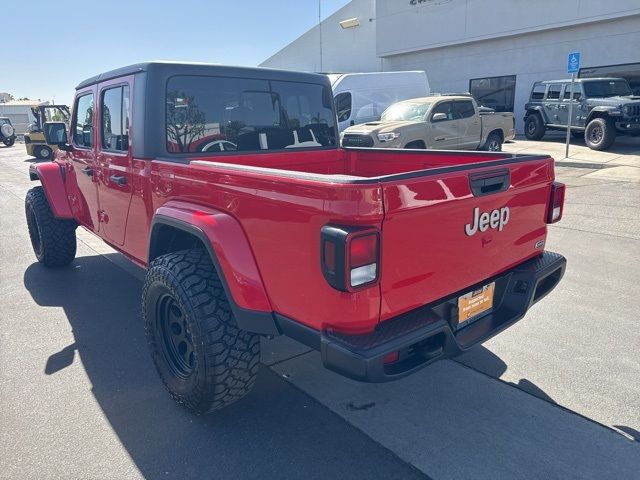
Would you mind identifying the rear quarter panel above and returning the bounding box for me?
[150,161,384,334]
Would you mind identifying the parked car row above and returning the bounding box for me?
[334,73,638,152]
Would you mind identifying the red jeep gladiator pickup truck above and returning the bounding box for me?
[26,62,566,414]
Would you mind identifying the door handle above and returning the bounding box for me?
[110,174,127,186]
[81,167,93,176]
[435,136,445,141]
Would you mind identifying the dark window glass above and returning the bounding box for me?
[101,85,130,151]
[546,84,562,100]
[583,80,632,97]
[73,93,94,148]
[531,84,546,100]
[469,75,516,112]
[563,84,582,100]
[454,100,475,119]
[335,92,352,122]
[166,76,337,153]
[431,101,455,121]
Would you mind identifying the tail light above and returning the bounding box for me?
[547,182,565,223]
[321,225,380,291]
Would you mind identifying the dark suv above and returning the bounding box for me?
[524,78,640,150]
[0,117,16,147]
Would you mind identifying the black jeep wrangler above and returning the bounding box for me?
[0,117,16,147]
[524,78,640,150]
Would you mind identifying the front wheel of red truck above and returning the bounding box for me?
[142,249,260,414]
[25,186,77,267]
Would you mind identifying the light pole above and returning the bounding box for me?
[318,0,323,72]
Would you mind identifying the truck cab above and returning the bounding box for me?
[27,62,566,415]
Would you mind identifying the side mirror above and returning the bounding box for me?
[44,122,71,150]
[431,112,447,122]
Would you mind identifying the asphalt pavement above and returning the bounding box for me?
[1,137,639,479]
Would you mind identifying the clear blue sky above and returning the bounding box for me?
[3,0,350,105]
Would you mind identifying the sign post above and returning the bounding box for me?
[565,52,580,158]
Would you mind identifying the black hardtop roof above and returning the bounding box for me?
[76,61,329,90]
[535,77,627,85]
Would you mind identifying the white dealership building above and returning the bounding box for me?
[261,0,640,132]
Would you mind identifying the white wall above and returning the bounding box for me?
[377,0,640,56]
[260,0,379,72]
[382,15,640,132]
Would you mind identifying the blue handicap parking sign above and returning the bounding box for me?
[568,52,580,74]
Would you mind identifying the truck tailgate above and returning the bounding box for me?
[379,157,554,321]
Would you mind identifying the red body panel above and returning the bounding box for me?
[154,201,272,312]
[31,162,74,218]
[379,159,552,320]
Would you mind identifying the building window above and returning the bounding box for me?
[579,62,640,96]
[469,75,516,112]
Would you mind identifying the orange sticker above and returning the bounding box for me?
[458,282,495,322]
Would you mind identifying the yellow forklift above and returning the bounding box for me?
[25,105,70,159]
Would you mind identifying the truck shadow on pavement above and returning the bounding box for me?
[23,256,426,480]
[455,347,556,405]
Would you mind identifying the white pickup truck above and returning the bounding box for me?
[341,95,515,151]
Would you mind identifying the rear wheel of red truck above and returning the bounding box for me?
[142,249,260,414]
[25,186,77,267]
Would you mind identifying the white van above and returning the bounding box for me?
[328,71,430,132]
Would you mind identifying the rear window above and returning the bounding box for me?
[531,84,546,100]
[166,75,337,154]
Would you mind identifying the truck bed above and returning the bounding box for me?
[152,148,555,334]
[188,148,539,182]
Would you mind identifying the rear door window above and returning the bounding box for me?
[72,93,94,148]
[165,75,337,153]
[100,85,130,152]
[454,100,475,119]
[546,84,562,100]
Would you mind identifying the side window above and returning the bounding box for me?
[72,93,94,148]
[431,101,454,121]
[101,85,130,152]
[531,84,546,100]
[546,84,562,100]
[335,92,352,122]
[454,100,475,119]
[563,84,581,101]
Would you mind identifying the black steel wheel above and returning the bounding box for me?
[156,293,195,378]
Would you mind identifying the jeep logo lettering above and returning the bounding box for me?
[465,207,510,236]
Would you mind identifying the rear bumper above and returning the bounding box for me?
[276,251,566,382]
